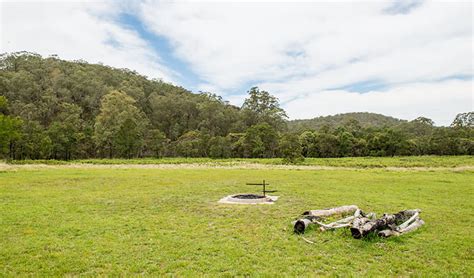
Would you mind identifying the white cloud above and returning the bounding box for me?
[1,0,472,125]
[139,0,473,124]
[0,0,176,82]
[284,79,473,126]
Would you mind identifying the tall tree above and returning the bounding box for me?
[47,103,83,160]
[208,136,232,158]
[94,90,148,158]
[176,130,202,157]
[0,96,23,158]
[279,133,303,163]
[146,129,168,158]
[241,87,288,130]
[451,112,473,128]
[238,123,279,158]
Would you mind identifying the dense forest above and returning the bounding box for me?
[0,52,473,161]
[288,112,406,132]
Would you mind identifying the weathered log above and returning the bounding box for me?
[378,219,425,237]
[318,222,350,231]
[302,205,359,218]
[351,214,401,239]
[364,212,377,220]
[397,210,420,230]
[294,207,424,238]
[350,217,373,239]
[350,209,421,239]
[294,205,359,234]
[399,219,424,233]
[294,218,312,234]
[317,214,356,231]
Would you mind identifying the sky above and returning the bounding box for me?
[1,0,472,126]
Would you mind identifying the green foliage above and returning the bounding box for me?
[146,129,168,158]
[288,112,404,132]
[236,123,279,158]
[175,130,203,157]
[0,114,22,158]
[94,90,149,158]
[279,133,303,164]
[208,136,232,158]
[241,87,288,130]
[451,112,473,128]
[0,95,8,113]
[0,52,473,160]
[0,96,23,158]
[47,103,84,160]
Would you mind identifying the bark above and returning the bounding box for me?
[293,207,424,238]
[317,214,356,231]
[317,221,351,231]
[294,205,359,234]
[302,205,359,218]
[294,218,312,234]
[350,209,421,239]
[398,210,420,230]
[350,217,373,239]
[399,219,424,233]
[378,219,425,237]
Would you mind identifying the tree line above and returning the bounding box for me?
[0,52,472,162]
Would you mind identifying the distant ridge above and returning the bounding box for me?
[288,112,406,131]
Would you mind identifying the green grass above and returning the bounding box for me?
[1,165,473,275]
[6,155,474,168]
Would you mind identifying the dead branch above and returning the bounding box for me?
[301,236,315,244]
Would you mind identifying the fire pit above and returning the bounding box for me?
[218,193,278,204]
[232,194,265,199]
[218,180,279,205]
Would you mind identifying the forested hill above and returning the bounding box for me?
[288,112,406,132]
[0,51,237,137]
[0,52,473,160]
[0,52,287,159]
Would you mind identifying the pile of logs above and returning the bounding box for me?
[293,205,424,239]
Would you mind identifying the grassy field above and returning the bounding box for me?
[6,155,474,168]
[1,159,473,275]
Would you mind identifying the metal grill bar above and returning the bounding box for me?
[246,180,277,197]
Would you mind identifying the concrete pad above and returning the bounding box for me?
[218,194,279,205]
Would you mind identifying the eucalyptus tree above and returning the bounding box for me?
[94,90,149,158]
[241,87,288,131]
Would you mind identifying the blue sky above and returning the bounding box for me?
[1,0,473,125]
[116,13,203,91]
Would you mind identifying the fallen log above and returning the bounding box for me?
[294,206,424,238]
[377,214,425,237]
[317,221,351,231]
[317,214,357,231]
[294,218,313,234]
[397,210,420,230]
[399,219,425,233]
[302,205,359,218]
[350,217,373,239]
[294,205,359,234]
[350,209,421,239]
